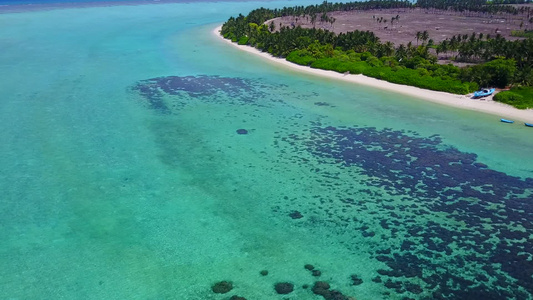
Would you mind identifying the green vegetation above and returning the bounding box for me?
[286,48,477,94]
[221,0,533,108]
[461,58,517,88]
[439,32,533,91]
[511,30,533,38]
[494,86,533,109]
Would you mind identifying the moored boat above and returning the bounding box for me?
[473,88,495,98]
[500,119,514,123]
[525,123,533,127]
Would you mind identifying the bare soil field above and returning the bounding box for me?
[274,6,533,47]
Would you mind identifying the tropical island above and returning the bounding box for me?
[219,0,533,113]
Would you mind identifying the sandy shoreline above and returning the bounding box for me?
[213,25,533,123]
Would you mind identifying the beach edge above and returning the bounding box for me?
[213,25,533,123]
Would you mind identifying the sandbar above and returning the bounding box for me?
[213,25,533,123]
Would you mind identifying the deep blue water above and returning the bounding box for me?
[0,0,245,4]
[0,0,298,6]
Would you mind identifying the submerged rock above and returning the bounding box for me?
[236,129,248,135]
[212,281,233,294]
[350,274,363,286]
[289,210,303,219]
[274,282,294,294]
[312,281,331,296]
[311,281,353,300]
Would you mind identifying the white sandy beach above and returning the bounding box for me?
[214,26,533,123]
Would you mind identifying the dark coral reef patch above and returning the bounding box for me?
[131,75,286,114]
[212,281,233,294]
[274,282,294,294]
[274,123,533,299]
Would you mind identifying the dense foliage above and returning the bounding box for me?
[286,47,477,93]
[221,0,533,106]
[494,86,533,109]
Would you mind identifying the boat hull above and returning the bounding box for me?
[474,88,495,98]
[501,119,514,123]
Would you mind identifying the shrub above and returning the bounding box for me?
[360,52,372,61]
[380,56,398,67]
[510,30,533,38]
[310,58,369,74]
[362,67,475,94]
[286,50,316,66]
[481,59,517,88]
[347,51,362,61]
[494,92,524,107]
[238,36,249,45]
[366,56,383,67]
[417,68,430,77]
[494,87,533,109]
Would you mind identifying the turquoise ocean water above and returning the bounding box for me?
[1,1,533,299]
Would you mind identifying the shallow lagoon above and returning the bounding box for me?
[1,1,533,299]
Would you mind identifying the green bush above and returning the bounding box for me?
[346,51,362,61]
[366,56,383,67]
[380,56,398,67]
[286,49,477,94]
[481,59,517,88]
[286,50,316,66]
[417,68,430,77]
[310,58,342,71]
[238,36,249,45]
[310,58,369,74]
[511,30,533,38]
[360,52,372,61]
[494,87,533,109]
[362,67,475,94]
[223,32,236,42]
[402,56,432,69]
[463,59,517,88]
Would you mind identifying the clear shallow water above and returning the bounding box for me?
[1,2,533,300]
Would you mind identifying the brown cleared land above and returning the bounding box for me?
[274,6,533,47]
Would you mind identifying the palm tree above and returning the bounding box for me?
[416,31,422,46]
[396,44,407,61]
[421,30,429,45]
[383,41,395,57]
[437,40,449,58]
[310,14,317,28]
[406,41,415,58]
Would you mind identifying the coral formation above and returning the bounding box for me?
[211,281,233,294]
[274,282,294,294]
